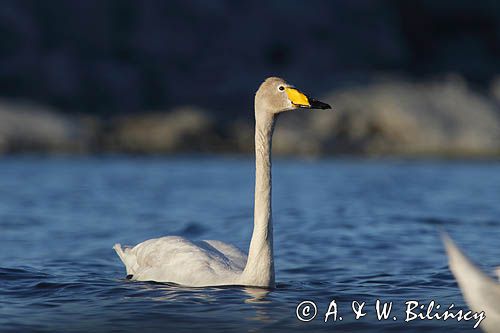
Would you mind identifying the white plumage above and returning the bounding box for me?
[114,237,246,286]
[443,234,500,333]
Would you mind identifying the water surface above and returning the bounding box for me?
[1,156,499,332]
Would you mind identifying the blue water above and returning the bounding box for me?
[0,156,499,332]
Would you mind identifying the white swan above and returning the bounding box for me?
[114,77,331,287]
[443,234,500,333]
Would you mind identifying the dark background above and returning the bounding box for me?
[0,0,499,155]
[2,0,499,115]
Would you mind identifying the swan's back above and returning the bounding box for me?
[114,236,247,287]
[443,235,500,333]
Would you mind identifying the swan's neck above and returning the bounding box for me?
[241,111,276,288]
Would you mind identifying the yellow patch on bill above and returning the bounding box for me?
[285,87,310,107]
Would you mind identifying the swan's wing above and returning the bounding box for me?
[114,236,243,286]
[203,240,247,271]
[442,234,500,332]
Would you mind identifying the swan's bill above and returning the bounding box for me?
[285,87,331,110]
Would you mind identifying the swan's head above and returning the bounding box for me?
[255,77,331,115]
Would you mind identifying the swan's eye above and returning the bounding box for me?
[278,86,285,91]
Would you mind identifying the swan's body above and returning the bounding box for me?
[443,234,500,333]
[114,77,331,287]
[114,237,247,286]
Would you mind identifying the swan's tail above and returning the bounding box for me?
[113,243,137,277]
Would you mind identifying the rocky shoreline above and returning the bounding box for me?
[1,77,499,158]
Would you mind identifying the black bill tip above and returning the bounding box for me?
[309,99,332,110]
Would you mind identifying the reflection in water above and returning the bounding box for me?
[243,287,270,304]
[243,287,274,324]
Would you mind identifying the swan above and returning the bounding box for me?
[442,234,500,333]
[113,77,331,287]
